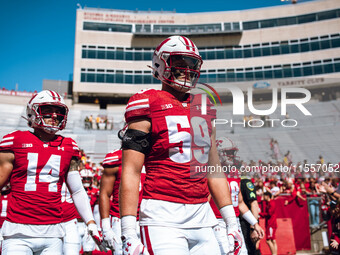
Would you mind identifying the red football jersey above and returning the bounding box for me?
[61,182,78,222]
[0,130,80,225]
[102,149,145,218]
[102,149,122,218]
[125,89,216,204]
[0,192,11,228]
[210,177,241,218]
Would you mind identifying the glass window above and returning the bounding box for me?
[272,46,280,55]
[318,10,337,21]
[300,43,310,52]
[283,68,293,78]
[87,50,96,59]
[236,72,245,81]
[217,73,226,82]
[143,52,152,61]
[135,52,142,61]
[254,71,263,80]
[245,72,253,80]
[264,70,273,79]
[216,50,224,59]
[81,73,86,82]
[243,21,259,30]
[134,75,142,84]
[144,75,152,84]
[224,23,231,31]
[207,73,217,83]
[277,17,296,26]
[323,63,334,73]
[334,63,340,72]
[207,51,215,60]
[200,51,207,60]
[320,40,331,49]
[87,73,95,82]
[82,50,87,58]
[273,69,283,79]
[227,72,235,82]
[125,75,133,84]
[331,38,340,48]
[225,49,233,59]
[115,72,123,83]
[116,49,124,60]
[253,48,261,57]
[293,68,302,77]
[303,66,313,76]
[107,51,115,59]
[243,49,252,58]
[313,65,323,75]
[290,44,299,53]
[310,41,320,51]
[260,19,276,28]
[106,74,114,83]
[233,22,240,30]
[97,50,105,59]
[298,14,316,24]
[262,47,271,56]
[281,44,290,54]
[96,73,105,83]
[198,74,207,84]
[234,49,243,58]
[125,51,133,61]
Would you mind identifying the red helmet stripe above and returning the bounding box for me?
[181,36,191,51]
[28,94,38,104]
[155,38,171,52]
[55,92,61,101]
[49,90,61,101]
[188,38,196,53]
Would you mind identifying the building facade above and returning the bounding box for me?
[73,0,340,104]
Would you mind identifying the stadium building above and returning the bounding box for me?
[73,0,340,106]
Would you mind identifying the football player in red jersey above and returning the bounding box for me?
[99,148,146,253]
[61,182,81,255]
[0,90,103,255]
[210,137,264,255]
[0,183,11,250]
[78,169,101,254]
[119,36,240,255]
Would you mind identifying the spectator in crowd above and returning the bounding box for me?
[329,201,340,252]
[260,192,278,255]
[96,116,100,129]
[319,155,325,165]
[307,180,321,227]
[240,176,262,255]
[266,181,281,198]
[84,116,91,130]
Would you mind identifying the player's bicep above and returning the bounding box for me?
[68,157,80,172]
[100,167,117,196]
[0,152,14,188]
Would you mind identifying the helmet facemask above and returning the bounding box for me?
[28,103,68,134]
[161,53,201,92]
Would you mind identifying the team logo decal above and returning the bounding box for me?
[247,182,254,191]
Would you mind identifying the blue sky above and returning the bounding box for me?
[0,0,314,92]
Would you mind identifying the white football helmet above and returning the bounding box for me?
[80,169,94,188]
[152,35,202,92]
[26,90,68,134]
[216,137,239,165]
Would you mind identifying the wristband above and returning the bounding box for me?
[331,192,335,196]
[220,205,237,227]
[242,210,258,226]
[102,218,111,231]
[121,216,137,238]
